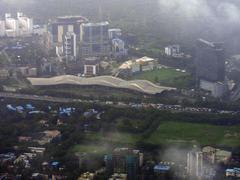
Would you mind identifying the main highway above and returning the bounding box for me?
[0,92,237,115]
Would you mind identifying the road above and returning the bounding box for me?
[0,92,238,115]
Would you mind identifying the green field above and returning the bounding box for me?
[70,144,109,154]
[132,68,194,89]
[145,122,240,147]
[84,132,141,145]
[68,121,240,155]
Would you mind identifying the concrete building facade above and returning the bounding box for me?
[111,38,127,57]
[108,28,122,39]
[63,32,77,61]
[187,151,203,178]
[83,57,99,76]
[17,12,33,35]
[105,148,143,180]
[195,39,228,97]
[50,16,88,45]
[2,13,33,37]
[0,20,6,36]
[80,22,111,57]
[165,45,180,56]
[195,39,225,82]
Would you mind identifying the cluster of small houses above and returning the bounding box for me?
[0,149,66,179]
[6,104,75,117]
[226,167,240,178]
[6,103,103,119]
[1,104,105,179]
[5,103,104,145]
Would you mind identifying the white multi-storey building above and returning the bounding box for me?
[108,28,122,39]
[1,12,33,37]
[63,32,77,61]
[187,151,203,178]
[0,20,5,36]
[17,12,33,35]
[5,13,19,37]
[112,38,127,57]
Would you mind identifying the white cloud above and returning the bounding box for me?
[217,2,240,23]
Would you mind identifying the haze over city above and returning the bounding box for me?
[0,0,240,179]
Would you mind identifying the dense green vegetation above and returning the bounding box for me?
[1,98,240,179]
[0,53,9,66]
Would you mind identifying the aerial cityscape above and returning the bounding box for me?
[0,0,240,179]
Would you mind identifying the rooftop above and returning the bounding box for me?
[82,21,109,27]
[154,164,171,171]
[28,75,175,95]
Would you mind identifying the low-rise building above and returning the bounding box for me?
[165,45,181,57]
[32,173,48,180]
[37,130,61,145]
[28,147,46,156]
[199,79,228,98]
[226,168,240,178]
[109,173,127,180]
[108,29,122,40]
[84,57,100,76]
[78,172,95,180]
[136,56,156,72]
[202,146,232,164]
[119,56,157,74]
[17,67,38,77]
[18,136,32,142]
[0,69,9,79]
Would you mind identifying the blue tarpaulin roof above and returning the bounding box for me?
[51,161,60,166]
[154,165,171,172]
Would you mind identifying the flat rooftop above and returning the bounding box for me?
[82,21,109,27]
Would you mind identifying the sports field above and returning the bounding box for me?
[132,68,194,88]
[70,144,109,154]
[145,122,240,147]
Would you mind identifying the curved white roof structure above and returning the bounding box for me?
[28,75,176,95]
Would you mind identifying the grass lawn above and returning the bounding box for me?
[69,132,141,155]
[84,132,141,145]
[70,144,109,154]
[132,68,193,89]
[145,122,240,147]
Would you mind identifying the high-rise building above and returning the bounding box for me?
[2,12,33,37]
[5,13,19,37]
[195,39,228,97]
[17,12,33,35]
[0,20,5,37]
[187,151,203,178]
[50,16,88,45]
[195,39,225,82]
[80,22,111,57]
[111,38,127,57]
[165,45,181,56]
[105,148,143,180]
[108,29,122,40]
[63,32,77,61]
